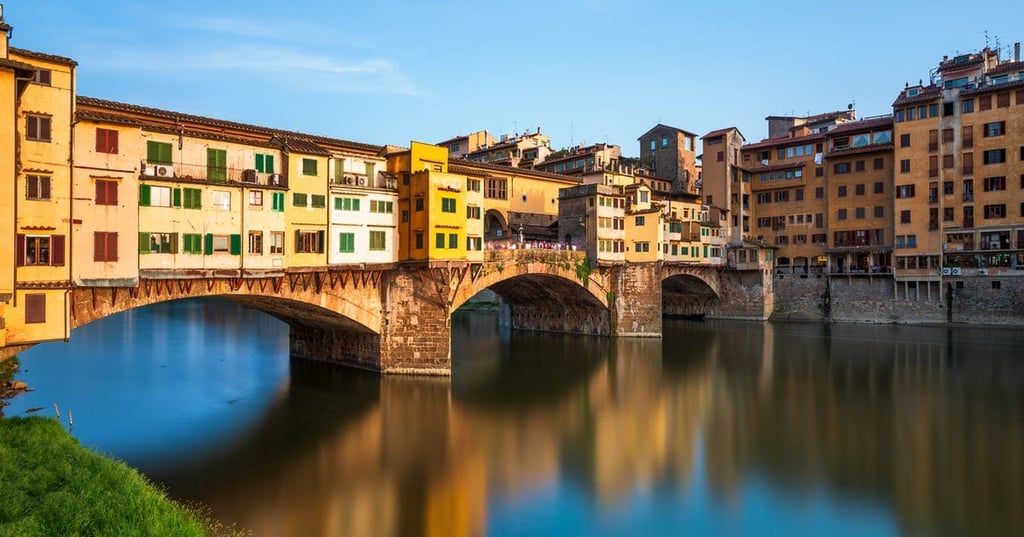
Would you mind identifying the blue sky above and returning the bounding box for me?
[8,0,1023,156]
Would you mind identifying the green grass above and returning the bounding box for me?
[0,416,241,536]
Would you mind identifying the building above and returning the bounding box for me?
[700,127,746,244]
[765,109,857,139]
[462,129,551,168]
[892,44,1024,288]
[637,124,700,195]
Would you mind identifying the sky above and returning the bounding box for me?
[7,0,1023,157]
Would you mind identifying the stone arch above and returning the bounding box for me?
[661,267,720,318]
[484,209,508,241]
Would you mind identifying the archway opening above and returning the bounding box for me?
[662,274,718,319]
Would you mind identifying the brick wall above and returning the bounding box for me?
[610,264,662,336]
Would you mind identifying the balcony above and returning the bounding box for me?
[141,161,288,188]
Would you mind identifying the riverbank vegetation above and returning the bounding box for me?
[0,416,242,536]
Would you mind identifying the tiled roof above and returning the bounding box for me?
[76,96,381,155]
[891,85,942,106]
[76,110,142,127]
[450,159,581,183]
[638,123,699,140]
[701,127,743,140]
[273,136,331,156]
[826,116,893,135]
[986,60,1024,76]
[0,58,38,74]
[742,132,825,151]
[9,47,77,66]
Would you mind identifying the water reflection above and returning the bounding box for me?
[6,302,1023,537]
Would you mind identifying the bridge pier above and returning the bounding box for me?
[607,263,662,337]
[378,268,453,375]
[289,324,383,372]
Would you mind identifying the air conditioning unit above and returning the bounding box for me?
[141,164,157,176]
[951,267,962,276]
[269,174,283,186]
[154,164,174,178]
[358,177,366,186]
[942,267,952,276]
[242,169,258,183]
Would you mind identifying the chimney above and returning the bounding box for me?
[1015,42,1020,62]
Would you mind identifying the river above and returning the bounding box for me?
[4,299,1022,537]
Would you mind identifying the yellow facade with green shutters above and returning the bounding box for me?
[284,151,330,269]
[391,142,469,262]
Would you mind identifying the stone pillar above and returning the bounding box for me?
[608,263,662,337]
[379,267,452,375]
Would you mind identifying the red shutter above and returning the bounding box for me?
[95,180,106,205]
[94,232,104,261]
[109,181,118,205]
[109,130,119,153]
[41,177,51,200]
[16,234,25,266]
[25,294,46,324]
[109,232,118,261]
[26,117,37,139]
[41,118,51,141]
[95,129,104,153]
[51,235,65,266]
[26,177,37,199]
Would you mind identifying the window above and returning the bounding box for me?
[855,160,865,172]
[25,294,45,324]
[984,204,1006,219]
[295,230,325,253]
[649,139,656,151]
[310,194,326,208]
[369,230,386,251]
[338,232,355,253]
[184,188,202,209]
[449,233,458,249]
[415,198,424,211]
[962,99,974,113]
[855,207,866,219]
[855,184,866,196]
[962,126,974,149]
[929,130,938,152]
[984,176,1006,191]
[874,206,885,218]
[834,162,851,174]
[485,178,507,199]
[302,158,318,176]
[897,184,916,198]
[95,179,118,205]
[929,155,939,177]
[467,205,481,219]
[249,190,263,207]
[900,210,911,224]
[25,115,52,142]
[716,151,724,162]
[334,196,360,211]
[31,68,51,85]
[370,200,393,213]
[435,233,445,249]
[795,188,804,201]
[146,141,172,165]
[815,187,824,199]
[979,95,992,111]
[943,102,954,116]
[874,181,884,194]
[17,234,64,266]
[248,231,263,255]
[661,136,668,148]
[139,232,177,254]
[400,209,409,223]
[25,175,51,200]
[271,192,285,212]
[944,207,954,221]
[441,197,456,213]
[270,232,284,254]
[984,122,1005,137]
[467,236,482,251]
[775,190,789,202]
[942,128,954,143]
[92,232,118,262]
[983,149,1006,164]
[293,193,308,207]
[212,190,231,210]
[838,185,848,197]
[943,181,954,195]
[467,178,481,192]
[182,233,203,254]
[900,159,911,173]
[205,234,240,255]
[943,154,954,169]
[96,128,118,154]
[838,209,847,220]
[139,184,172,207]
[255,153,275,173]
[997,92,1010,108]
[874,157,885,170]
[207,148,227,182]
[963,152,974,175]
[415,233,424,250]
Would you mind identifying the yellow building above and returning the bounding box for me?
[6,42,76,345]
[280,139,329,269]
[623,184,662,263]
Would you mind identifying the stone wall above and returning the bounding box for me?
[948,276,1024,325]
[609,264,662,336]
[771,273,827,321]
[715,269,772,320]
[378,269,452,375]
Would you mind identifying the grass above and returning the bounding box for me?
[0,416,243,536]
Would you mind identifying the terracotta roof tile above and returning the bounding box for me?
[9,47,77,66]
[891,85,942,106]
[987,61,1024,76]
[826,116,893,135]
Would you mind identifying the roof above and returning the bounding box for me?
[9,47,77,67]
[637,123,699,140]
[77,96,382,155]
[891,85,942,106]
[825,143,893,158]
[273,136,332,156]
[742,132,826,151]
[765,109,855,124]
[826,116,893,135]
[959,77,1024,97]
[986,60,1024,76]
[0,58,38,75]
[449,159,581,184]
[76,110,142,127]
[702,127,744,141]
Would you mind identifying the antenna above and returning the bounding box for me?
[569,123,574,147]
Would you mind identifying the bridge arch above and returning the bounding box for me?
[484,209,509,241]
[452,250,611,336]
[661,264,720,318]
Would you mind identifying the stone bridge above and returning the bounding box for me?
[54,250,771,375]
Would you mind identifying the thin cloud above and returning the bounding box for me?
[167,15,372,49]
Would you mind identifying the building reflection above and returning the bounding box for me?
[148,316,1022,537]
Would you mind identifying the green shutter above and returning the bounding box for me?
[230,234,241,255]
[316,230,325,253]
[204,233,213,255]
[139,232,150,254]
[139,184,151,206]
[170,233,179,254]
[172,188,181,207]
[353,198,360,211]
[207,149,227,181]
[266,155,274,174]
[436,233,445,249]
[255,154,265,173]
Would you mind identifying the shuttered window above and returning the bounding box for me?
[25,294,46,324]
[26,115,51,142]
[96,128,119,153]
[207,148,227,181]
[146,141,173,165]
[95,180,118,205]
[93,232,118,261]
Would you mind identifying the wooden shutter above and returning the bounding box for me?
[26,117,37,139]
[139,184,151,206]
[41,178,51,200]
[230,234,241,255]
[204,233,213,255]
[16,234,25,266]
[138,232,150,254]
[41,118,51,141]
[94,232,104,261]
[95,180,106,205]
[316,230,325,253]
[109,232,118,261]
[51,235,65,266]
[295,230,302,253]
[25,294,45,324]
[26,177,37,199]
[172,188,182,207]
[109,181,118,205]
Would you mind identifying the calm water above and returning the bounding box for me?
[4,299,1023,537]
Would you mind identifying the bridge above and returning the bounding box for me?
[63,249,772,375]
